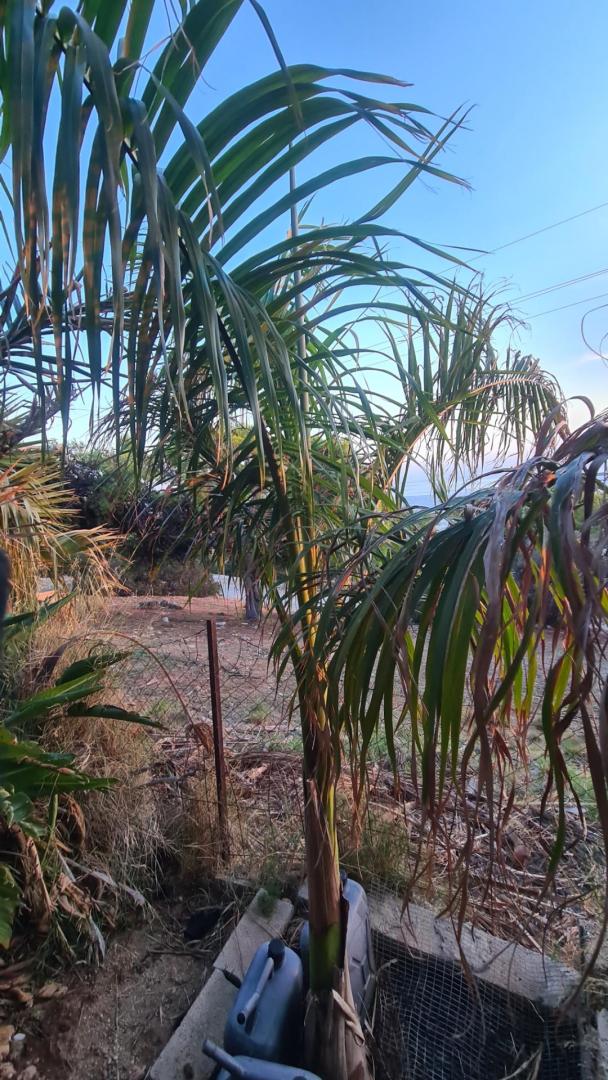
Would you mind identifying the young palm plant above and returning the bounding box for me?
[147,287,563,1077]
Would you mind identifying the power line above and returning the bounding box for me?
[526,290,608,321]
[369,201,608,310]
[361,286,608,336]
[379,263,608,312]
[325,202,608,338]
[475,200,608,259]
[517,265,608,304]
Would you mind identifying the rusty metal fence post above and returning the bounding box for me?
[206,618,230,862]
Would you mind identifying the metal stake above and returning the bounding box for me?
[206,617,230,862]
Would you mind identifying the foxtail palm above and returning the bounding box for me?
[152,286,564,1076]
[0,0,468,463]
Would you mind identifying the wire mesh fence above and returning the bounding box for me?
[27,596,600,1080]
[371,930,582,1080]
[63,596,601,954]
[88,598,306,883]
[60,596,600,1079]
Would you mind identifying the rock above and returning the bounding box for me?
[9,1035,24,1061]
[17,1067,38,1080]
[513,844,532,867]
[0,1065,16,1079]
[36,981,67,1001]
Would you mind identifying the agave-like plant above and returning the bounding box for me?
[0,589,156,953]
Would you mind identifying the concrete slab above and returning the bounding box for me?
[213,891,294,981]
[149,968,236,1080]
[369,890,578,1008]
[596,1009,608,1079]
[149,889,294,1080]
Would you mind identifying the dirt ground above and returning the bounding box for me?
[1,886,251,1080]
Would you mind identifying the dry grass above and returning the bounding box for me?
[12,601,216,905]
[0,452,122,613]
[10,595,114,716]
[42,680,218,897]
[52,713,172,891]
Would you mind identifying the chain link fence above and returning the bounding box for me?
[51,596,601,1080]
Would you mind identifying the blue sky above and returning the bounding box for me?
[201,0,608,421]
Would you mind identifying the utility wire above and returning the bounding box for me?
[378,264,608,317]
[525,290,608,320]
[373,201,608,309]
[363,285,608,342]
[475,200,608,259]
[517,266,608,304]
[327,202,608,339]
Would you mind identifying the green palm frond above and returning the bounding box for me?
[0,0,468,467]
[1,1,593,1044]
[370,287,564,498]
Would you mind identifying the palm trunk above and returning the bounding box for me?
[304,770,341,993]
[305,957,369,1080]
[299,670,372,1080]
[221,270,373,1077]
[0,550,9,634]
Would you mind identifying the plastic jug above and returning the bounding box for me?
[203,1040,321,1080]
[224,939,304,1063]
[299,874,375,1022]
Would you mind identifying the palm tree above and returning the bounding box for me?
[0,3,571,1076]
[0,449,119,610]
[145,285,563,1075]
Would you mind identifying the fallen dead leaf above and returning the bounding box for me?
[36,982,67,1001]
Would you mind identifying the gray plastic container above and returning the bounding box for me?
[299,875,376,1022]
[224,939,304,1063]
